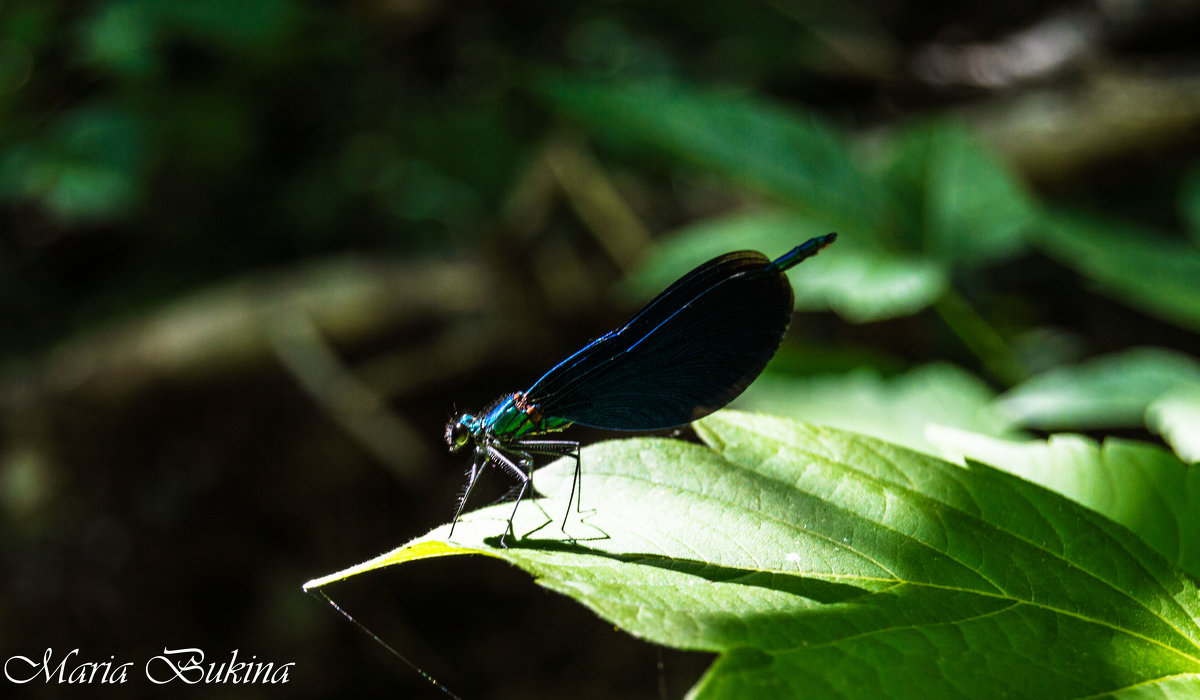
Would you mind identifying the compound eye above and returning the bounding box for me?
[444,419,471,452]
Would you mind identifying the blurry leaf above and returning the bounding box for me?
[308,413,1200,699]
[0,35,33,95]
[1147,388,1200,464]
[632,211,946,322]
[543,77,1054,324]
[2,3,58,55]
[79,0,160,77]
[539,76,890,234]
[38,164,135,219]
[1034,210,1200,333]
[995,347,1200,430]
[565,17,674,76]
[1181,163,1200,246]
[0,104,145,221]
[797,245,945,322]
[874,121,1033,266]
[79,0,297,75]
[737,364,1018,459]
[928,426,1200,580]
[764,342,906,377]
[157,0,297,53]
[1008,326,1087,376]
[381,159,485,229]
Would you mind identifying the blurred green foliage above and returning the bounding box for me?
[0,0,535,354]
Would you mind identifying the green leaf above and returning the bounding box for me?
[308,412,1200,699]
[995,348,1200,430]
[158,0,298,52]
[80,1,160,78]
[1033,210,1200,333]
[1147,388,1200,465]
[632,210,946,322]
[538,76,889,235]
[874,121,1033,266]
[736,364,1019,458]
[799,246,947,322]
[762,341,907,377]
[0,104,145,222]
[927,426,1200,581]
[1180,164,1200,247]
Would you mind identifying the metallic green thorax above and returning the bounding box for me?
[479,391,573,441]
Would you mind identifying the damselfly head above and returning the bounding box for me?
[444,416,472,453]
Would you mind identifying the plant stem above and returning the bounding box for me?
[934,288,1028,387]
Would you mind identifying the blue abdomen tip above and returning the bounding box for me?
[772,232,837,271]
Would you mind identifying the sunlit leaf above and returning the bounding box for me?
[995,348,1200,429]
[308,412,1200,699]
[1147,388,1200,465]
[736,364,1018,459]
[928,426,1200,580]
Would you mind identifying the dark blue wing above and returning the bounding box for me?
[524,250,795,430]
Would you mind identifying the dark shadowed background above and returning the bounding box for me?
[2,0,1199,697]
